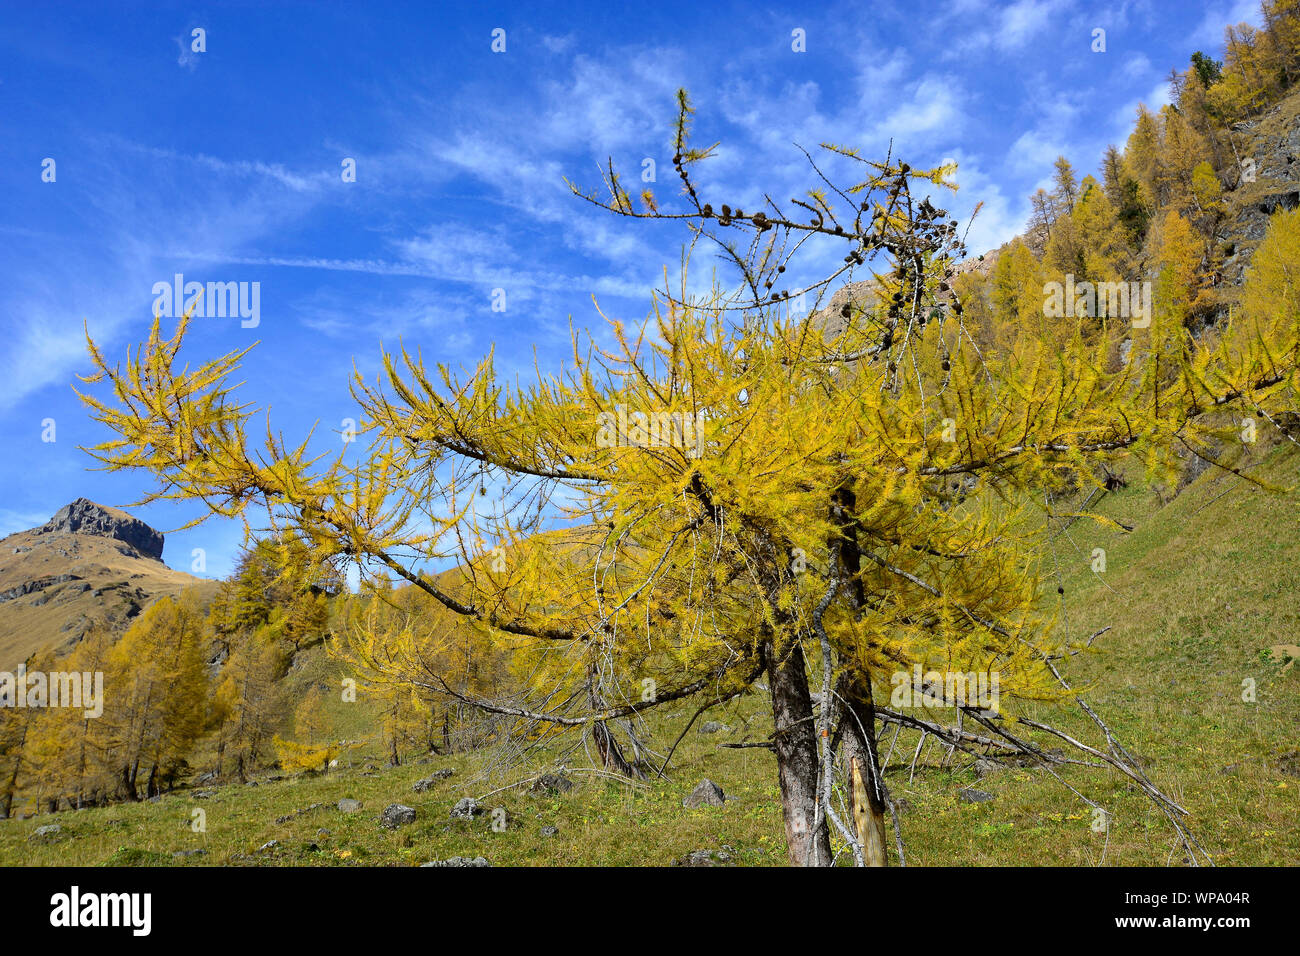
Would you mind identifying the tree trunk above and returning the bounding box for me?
[833,485,891,865]
[587,666,644,779]
[764,637,831,866]
[838,672,889,866]
[119,764,137,802]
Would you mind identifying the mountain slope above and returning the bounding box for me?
[0,499,217,668]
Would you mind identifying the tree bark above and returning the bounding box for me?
[837,671,889,865]
[764,637,831,866]
[833,483,891,864]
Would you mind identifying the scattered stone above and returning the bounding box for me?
[192,789,217,800]
[450,797,484,819]
[337,798,363,813]
[275,802,326,824]
[420,856,491,867]
[673,845,735,866]
[540,825,559,838]
[196,771,217,785]
[30,824,62,843]
[698,721,729,734]
[529,773,574,795]
[974,759,1001,777]
[380,804,417,829]
[173,848,207,858]
[683,779,727,808]
[412,769,454,792]
[958,788,995,804]
[258,840,279,852]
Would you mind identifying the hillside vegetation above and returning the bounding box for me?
[3,1,1298,867]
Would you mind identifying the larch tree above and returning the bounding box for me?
[77,92,1300,865]
[212,627,285,782]
[1051,156,1079,215]
[102,593,210,799]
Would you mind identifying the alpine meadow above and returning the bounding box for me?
[1,0,1298,918]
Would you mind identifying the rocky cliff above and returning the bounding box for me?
[0,500,216,667]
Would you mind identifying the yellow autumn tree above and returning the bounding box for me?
[21,627,115,811]
[100,593,210,800]
[273,685,339,774]
[212,626,285,782]
[77,91,1300,866]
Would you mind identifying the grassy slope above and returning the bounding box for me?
[2,441,1297,866]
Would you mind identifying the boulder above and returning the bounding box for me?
[673,845,735,866]
[337,798,363,813]
[958,788,994,804]
[420,856,491,867]
[450,798,484,820]
[30,824,62,843]
[412,769,455,792]
[683,779,727,808]
[529,773,574,795]
[379,804,417,829]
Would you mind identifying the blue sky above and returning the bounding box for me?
[0,0,1262,580]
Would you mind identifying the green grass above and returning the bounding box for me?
[2,441,1298,866]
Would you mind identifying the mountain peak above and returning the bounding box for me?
[35,498,165,562]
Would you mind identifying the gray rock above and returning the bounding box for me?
[683,779,727,808]
[337,798,363,813]
[36,498,164,561]
[698,721,728,734]
[958,788,995,803]
[258,840,279,852]
[30,824,62,842]
[450,797,484,819]
[540,825,559,837]
[420,856,491,867]
[379,804,417,829]
[173,848,207,858]
[529,773,574,795]
[274,802,326,824]
[673,845,735,866]
[412,769,454,792]
[316,828,332,838]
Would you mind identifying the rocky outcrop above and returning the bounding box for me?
[1217,94,1300,288]
[35,498,164,562]
[0,499,214,667]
